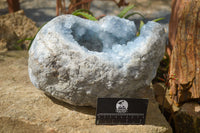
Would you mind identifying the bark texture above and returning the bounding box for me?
[7,0,20,13]
[169,0,200,104]
[68,0,91,14]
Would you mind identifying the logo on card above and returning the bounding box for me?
[116,100,128,113]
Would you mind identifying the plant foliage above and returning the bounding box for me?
[72,10,97,21]
[15,38,34,50]
[137,17,165,36]
[72,9,94,16]
[117,4,134,18]
[17,38,33,44]
[139,21,144,31]
[152,17,165,22]
[124,12,144,19]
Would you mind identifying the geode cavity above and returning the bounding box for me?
[28,15,166,107]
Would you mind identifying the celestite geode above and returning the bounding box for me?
[28,15,166,107]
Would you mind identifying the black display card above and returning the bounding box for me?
[96,98,148,125]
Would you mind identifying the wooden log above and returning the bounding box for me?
[67,0,92,14]
[168,0,200,105]
[56,0,67,16]
[7,0,20,13]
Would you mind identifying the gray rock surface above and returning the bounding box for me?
[28,15,166,107]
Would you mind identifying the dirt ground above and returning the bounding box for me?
[0,51,29,87]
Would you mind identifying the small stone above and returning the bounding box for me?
[0,10,38,50]
[28,15,166,107]
[174,102,200,133]
[0,24,19,51]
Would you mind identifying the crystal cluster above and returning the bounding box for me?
[28,15,166,107]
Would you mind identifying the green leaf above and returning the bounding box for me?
[17,38,34,50]
[139,20,144,31]
[152,17,165,22]
[16,38,34,50]
[124,12,145,19]
[137,20,145,36]
[117,5,134,18]
[17,39,24,44]
[72,9,94,16]
[17,38,34,44]
[72,12,97,21]
[28,37,35,50]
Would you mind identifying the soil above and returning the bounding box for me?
[0,51,28,87]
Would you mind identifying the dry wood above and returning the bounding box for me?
[56,0,129,15]
[7,0,20,13]
[168,0,200,105]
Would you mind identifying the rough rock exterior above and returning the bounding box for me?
[0,51,172,133]
[0,23,19,52]
[173,102,200,133]
[0,10,38,51]
[28,15,166,107]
